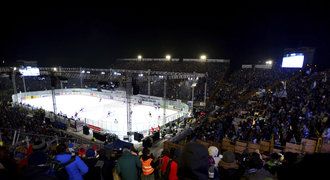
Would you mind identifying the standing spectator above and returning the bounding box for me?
[116,146,142,180]
[101,149,115,180]
[166,148,181,180]
[219,151,241,180]
[178,142,209,180]
[159,149,170,177]
[208,146,221,167]
[54,143,88,180]
[140,148,156,180]
[208,146,220,179]
[23,150,56,180]
[83,148,99,180]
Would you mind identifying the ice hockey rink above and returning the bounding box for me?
[22,94,181,138]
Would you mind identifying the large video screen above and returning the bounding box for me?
[19,66,40,76]
[281,53,304,68]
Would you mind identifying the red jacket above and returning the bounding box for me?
[169,161,178,180]
[160,155,170,174]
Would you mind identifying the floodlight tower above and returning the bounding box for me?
[163,75,167,125]
[125,73,133,142]
[12,67,18,103]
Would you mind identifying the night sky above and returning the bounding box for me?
[1,2,330,68]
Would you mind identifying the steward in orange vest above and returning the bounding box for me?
[140,148,156,179]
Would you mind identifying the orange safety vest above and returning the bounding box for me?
[141,158,154,175]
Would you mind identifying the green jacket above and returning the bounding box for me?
[116,151,142,180]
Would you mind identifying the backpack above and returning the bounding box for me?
[49,155,76,179]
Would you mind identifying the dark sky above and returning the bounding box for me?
[1,2,330,68]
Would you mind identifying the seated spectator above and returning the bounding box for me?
[54,143,88,180]
[178,142,209,180]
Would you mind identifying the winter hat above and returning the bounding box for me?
[179,142,209,179]
[222,151,236,163]
[78,148,86,157]
[208,146,219,157]
[219,151,238,169]
[86,148,95,158]
[68,143,74,149]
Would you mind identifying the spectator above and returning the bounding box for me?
[83,148,100,180]
[165,148,181,180]
[178,142,209,180]
[23,150,56,180]
[159,149,170,177]
[140,148,156,180]
[219,151,241,180]
[208,146,221,179]
[101,149,115,180]
[208,146,221,167]
[116,146,142,180]
[265,153,282,175]
[54,143,88,180]
[241,152,275,180]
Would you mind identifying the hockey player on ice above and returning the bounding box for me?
[114,119,118,124]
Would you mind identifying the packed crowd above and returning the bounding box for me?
[193,67,330,149]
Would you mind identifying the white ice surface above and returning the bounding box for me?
[22,95,179,138]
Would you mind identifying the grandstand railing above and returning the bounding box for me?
[164,137,330,155]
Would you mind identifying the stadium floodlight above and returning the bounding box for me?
[53,67,57,71]
[114,72,121,76]
[81,70,85,73]
[266,60,273,65]
[200,55,207,60]
[165,55,171,60]
[86,71,90,74]
[13,67,17,71]
[191,82,197,87]
[101,72,105,75]
[137,55,142,60]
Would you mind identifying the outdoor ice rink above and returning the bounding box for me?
[22,94,180,137]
